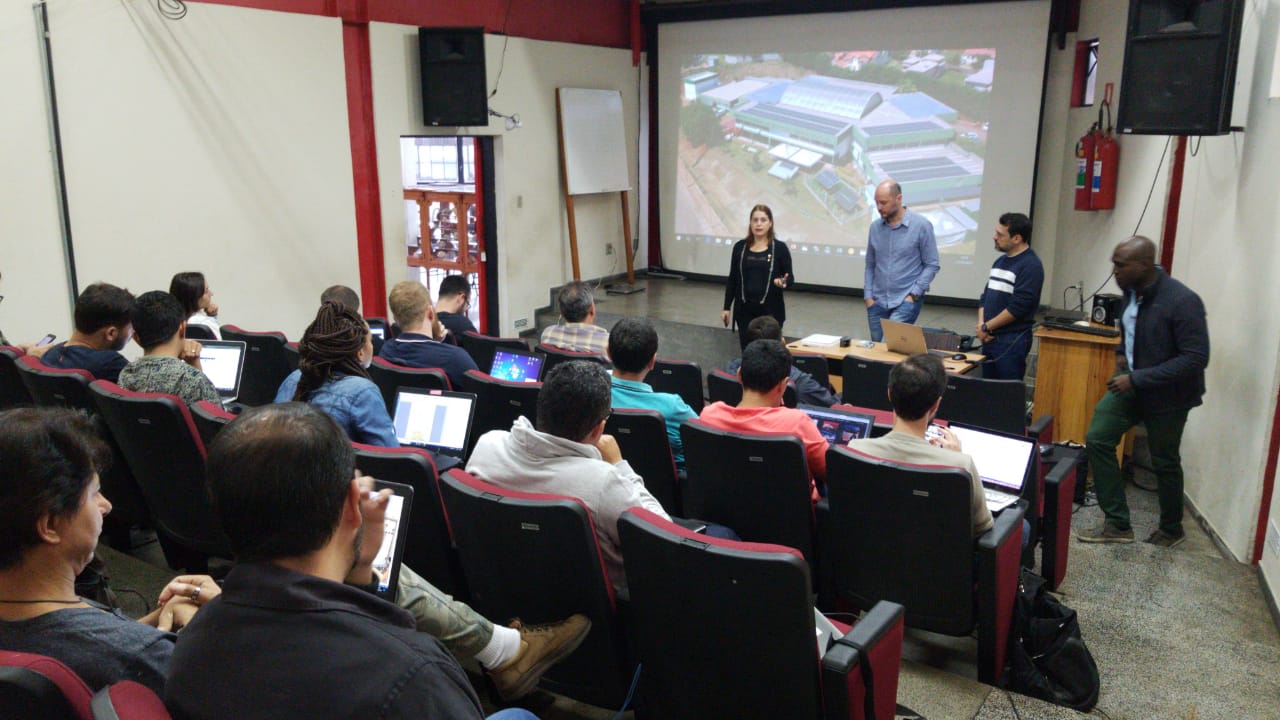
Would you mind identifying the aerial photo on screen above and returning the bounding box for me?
[676,49,996,261]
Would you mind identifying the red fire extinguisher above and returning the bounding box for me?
[1091,83,1119,210]
[1074,122,1097,211]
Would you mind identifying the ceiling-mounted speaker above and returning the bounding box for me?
[419,27,488,127]
[1116,0,1245,135]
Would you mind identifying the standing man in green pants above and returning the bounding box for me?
[1077,236,1209,548]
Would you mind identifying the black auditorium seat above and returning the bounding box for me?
[646,358,704,413]
[219,325,291,407]
[90,381,232,572]
[680,419,817,565]
[604,408,682,516]
[440,469,630,708]
[818,446,1024,685]
[367,357,450,415]
[620,508,905,720]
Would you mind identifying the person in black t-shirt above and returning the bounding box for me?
[435,274,478,344]
[721,204,794,349]
[40,283,135,383]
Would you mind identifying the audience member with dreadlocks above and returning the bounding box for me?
[273,302,397,446]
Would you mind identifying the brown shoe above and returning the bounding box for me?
[489,614,591,701]
[1145,529,1186,548]
[1076,521,1134,543]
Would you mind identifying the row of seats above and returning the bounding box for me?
[1,361,907,717]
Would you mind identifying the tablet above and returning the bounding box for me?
[370,479,414,602]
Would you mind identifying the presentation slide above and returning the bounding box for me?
[657,1,1051,300]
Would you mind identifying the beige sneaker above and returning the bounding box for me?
[489,614,591,701]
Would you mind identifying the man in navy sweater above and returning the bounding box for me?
[975,213,1043,380]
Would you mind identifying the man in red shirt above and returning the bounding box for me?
[697,339,827,500]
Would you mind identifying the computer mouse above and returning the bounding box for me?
[951,353,967,361]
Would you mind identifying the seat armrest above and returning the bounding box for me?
[821,601,904,720]
[977,503,1025,554]
[974,504,1024,685]
[1040,458,1077,590]
[1027,414,1054,443]
[815,499,836,607]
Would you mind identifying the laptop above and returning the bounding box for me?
[800,404,876,445]
[490,348,544,383]
[196,340,247,404]
[946,422,1036,512]
[370,479,414,601]
[391,387,477,458]
[881,319,957,358]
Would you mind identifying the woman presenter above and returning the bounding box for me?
[721,204,794,349]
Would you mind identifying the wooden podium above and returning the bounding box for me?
[1032,326,1121,444]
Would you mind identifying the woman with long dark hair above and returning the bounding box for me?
[273,302,396,447]
[169,272,220,339]
[721,204,794,349]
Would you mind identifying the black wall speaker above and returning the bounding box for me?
[1092,293,1123,326]
[419,27,487,127]
[1116,0,1245,136]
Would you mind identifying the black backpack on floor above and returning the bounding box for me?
[1005,569,1100,711]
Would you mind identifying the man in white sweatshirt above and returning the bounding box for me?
[466,360,671,592]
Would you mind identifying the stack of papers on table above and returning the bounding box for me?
[798,334,843,346]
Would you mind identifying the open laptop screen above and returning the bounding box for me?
[946,423,1035,493]
[800,405,876,445]
[196,340,246,399]
[490,349,543,383]
[391,388,476,456]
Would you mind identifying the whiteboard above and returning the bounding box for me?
[557,88,631,195]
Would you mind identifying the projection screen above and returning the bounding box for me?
[656,1,1052,300]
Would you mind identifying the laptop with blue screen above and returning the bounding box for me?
[490,348,544,383]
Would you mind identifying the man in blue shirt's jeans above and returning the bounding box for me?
[863,180,940,342]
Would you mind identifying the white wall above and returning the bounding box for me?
[1039,0,1280,565]
[4,0,357,342]
[0,1,73,343]
[369,24,641,336]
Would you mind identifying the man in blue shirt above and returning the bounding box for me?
[379,281,477,389]
[976,213,1044,380]
[40,283,135,383]
[863,180,940,342]
[607,317,697,467]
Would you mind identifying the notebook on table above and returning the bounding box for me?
[881,319,958,358]
[196,340,247,404]
[800,404,876,445]
[946,422,1036,512]
[489,348,544,383]
[391,387,477,458]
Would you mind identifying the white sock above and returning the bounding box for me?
[475,624,522,669]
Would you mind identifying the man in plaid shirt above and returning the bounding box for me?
[540,281,609,355]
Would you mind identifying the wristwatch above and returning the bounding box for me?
[980,323,989,334]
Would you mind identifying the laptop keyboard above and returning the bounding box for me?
[984,488,1017,510]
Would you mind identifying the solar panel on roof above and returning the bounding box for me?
[834,188,860,212]
[862,121,941,136]
[816,170,840,190]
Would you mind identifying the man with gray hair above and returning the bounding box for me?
[539,281,609,355]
